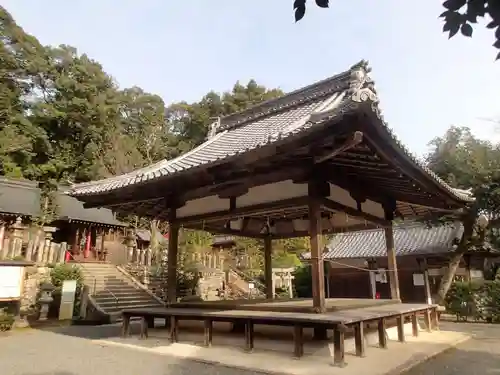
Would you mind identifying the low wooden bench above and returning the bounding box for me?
[121,304,439,367]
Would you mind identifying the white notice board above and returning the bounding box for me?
[0,266,23,299]
[412,273,425,286]
[59,280,77,320]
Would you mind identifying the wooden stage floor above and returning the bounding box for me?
[171,297,399,314]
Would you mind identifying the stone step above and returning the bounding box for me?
[101,302,163,313]
[92,289,146,297]
[97,298,159,307]
[92,286,146,293]
[93,293,155,302]
[86,279,133,287]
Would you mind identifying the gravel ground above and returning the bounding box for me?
[0,323,265,375]
[1,321,499,375]
[403,321,500,375]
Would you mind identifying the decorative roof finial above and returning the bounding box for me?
[207,117,221,139]
[349,59,371,74]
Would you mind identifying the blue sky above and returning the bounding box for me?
[4,0,500,157]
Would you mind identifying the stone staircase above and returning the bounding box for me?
[78,263,164,322]
[227,267,266,298]
[124,263,226,302]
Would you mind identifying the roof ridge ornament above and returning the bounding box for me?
[207,117,221,139]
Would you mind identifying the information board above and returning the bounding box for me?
[0,266,23,300]
[59,280,77,320]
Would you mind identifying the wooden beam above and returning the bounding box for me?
[321,197,389,227]
[314,131,364,164]
[190,225,266,239]
[270,222,378,240]
[186,166,307,203]
[361,128,462,207]
[176,196,309,226]
[264,237,273,299]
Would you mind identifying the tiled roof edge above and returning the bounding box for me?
[214,60,366,132]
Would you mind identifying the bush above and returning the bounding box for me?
[0,308,15,331]
[293,265,312,298]
[47,264,84,318]
[50,264,84,288]
[445,280,500,322]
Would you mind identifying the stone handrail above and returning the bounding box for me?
[115,265,166,306]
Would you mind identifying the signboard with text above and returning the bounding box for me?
[59,280,77,320]
[0,266,23,300]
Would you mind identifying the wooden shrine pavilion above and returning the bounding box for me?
[67,60,473,313]
[0,178,126,263]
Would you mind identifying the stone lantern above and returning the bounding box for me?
[38,281,55,321]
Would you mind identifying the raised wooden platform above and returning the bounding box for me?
[171,297,398,314]
[121,301,439,367]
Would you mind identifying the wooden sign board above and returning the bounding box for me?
[0,266,23,300]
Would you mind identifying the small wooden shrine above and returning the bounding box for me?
[68,60,473,311]
[0,178,126,263]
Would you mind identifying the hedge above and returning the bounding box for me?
[445,280,500,322]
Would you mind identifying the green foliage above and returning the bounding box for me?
[294,0,500,60]
[0,6,282,188]
[293,265,313,298]
[426,126,500,249]
[167,80,283,148]
[0,307,15,331]
[49,264,83,289]
[446,280,500,322]
[272,251,302,268]
[439,0,500,59]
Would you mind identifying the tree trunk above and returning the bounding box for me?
[435,212,476,305]
[435,252,463,305]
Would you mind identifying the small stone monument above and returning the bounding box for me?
[38,282,54,321]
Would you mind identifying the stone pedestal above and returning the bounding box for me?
[10,217,24,258]
[125,229,136,262]
[41,227,57,264]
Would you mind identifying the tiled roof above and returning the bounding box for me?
[302,223,465,260]
[68,75,350,197]
[135,228,168,244]
[55,192,126,227]
[0,178,126,227]
[0,178,41,217]
[67,60,474,204]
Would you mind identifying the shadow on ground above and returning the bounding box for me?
[32,321,140,340]
[400,347,500,375]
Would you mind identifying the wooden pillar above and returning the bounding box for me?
[167,222,180,303]
[72,226,80,254]
[417,258,433,304]
[84,227,91,258]
[383,203,400,300]
[308,181,325,313]
[100,229,106,261]
[367,259,377,299]
[125,228,135,262]
[264,236,273,299]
